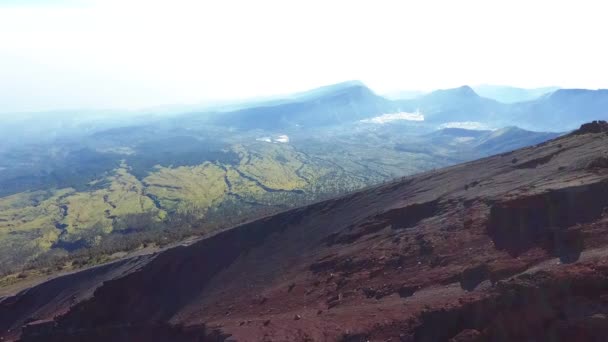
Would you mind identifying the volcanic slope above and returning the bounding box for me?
[3,121,608,341]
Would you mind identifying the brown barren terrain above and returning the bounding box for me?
[2,121,608,341]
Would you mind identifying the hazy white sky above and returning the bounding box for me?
[1,0,607,113]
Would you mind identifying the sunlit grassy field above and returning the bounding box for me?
[0,122,473,281]
[0,142,363,273]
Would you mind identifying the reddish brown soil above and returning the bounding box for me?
[2,123,608,341]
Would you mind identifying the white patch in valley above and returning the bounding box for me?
[438,122,492,130]
[275,135,289,143]
[360,111,424,124]
[96,147,136,155]
[453,137,476,143]
[256,134,289,144]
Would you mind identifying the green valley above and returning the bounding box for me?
[0,82,564,284]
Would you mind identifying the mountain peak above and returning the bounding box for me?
[311,80,367,92]
[455,85,476,94]
[332,80,366,88]
[453,85,480,97]
[292,80,373,100]
[427,85,480,99]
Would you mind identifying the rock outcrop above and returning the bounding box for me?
[573,120,608,135]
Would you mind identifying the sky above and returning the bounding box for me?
[0,0,607,113]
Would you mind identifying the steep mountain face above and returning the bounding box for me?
[2,122,608,341]
[205,82,397,130]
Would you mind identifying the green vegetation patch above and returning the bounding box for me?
[144,162,228,214]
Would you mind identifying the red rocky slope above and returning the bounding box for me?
[2,121,608,341]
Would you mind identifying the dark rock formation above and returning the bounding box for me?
[573,120,608,135]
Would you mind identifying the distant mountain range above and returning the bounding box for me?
[2,82,604,144]
[512,88,608,130]
[198,81,606,132]
[0,79,604,283]
[395,85,505,124]
[202,81,396,130]
[472,85,559,103]
[384,85,558,103]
